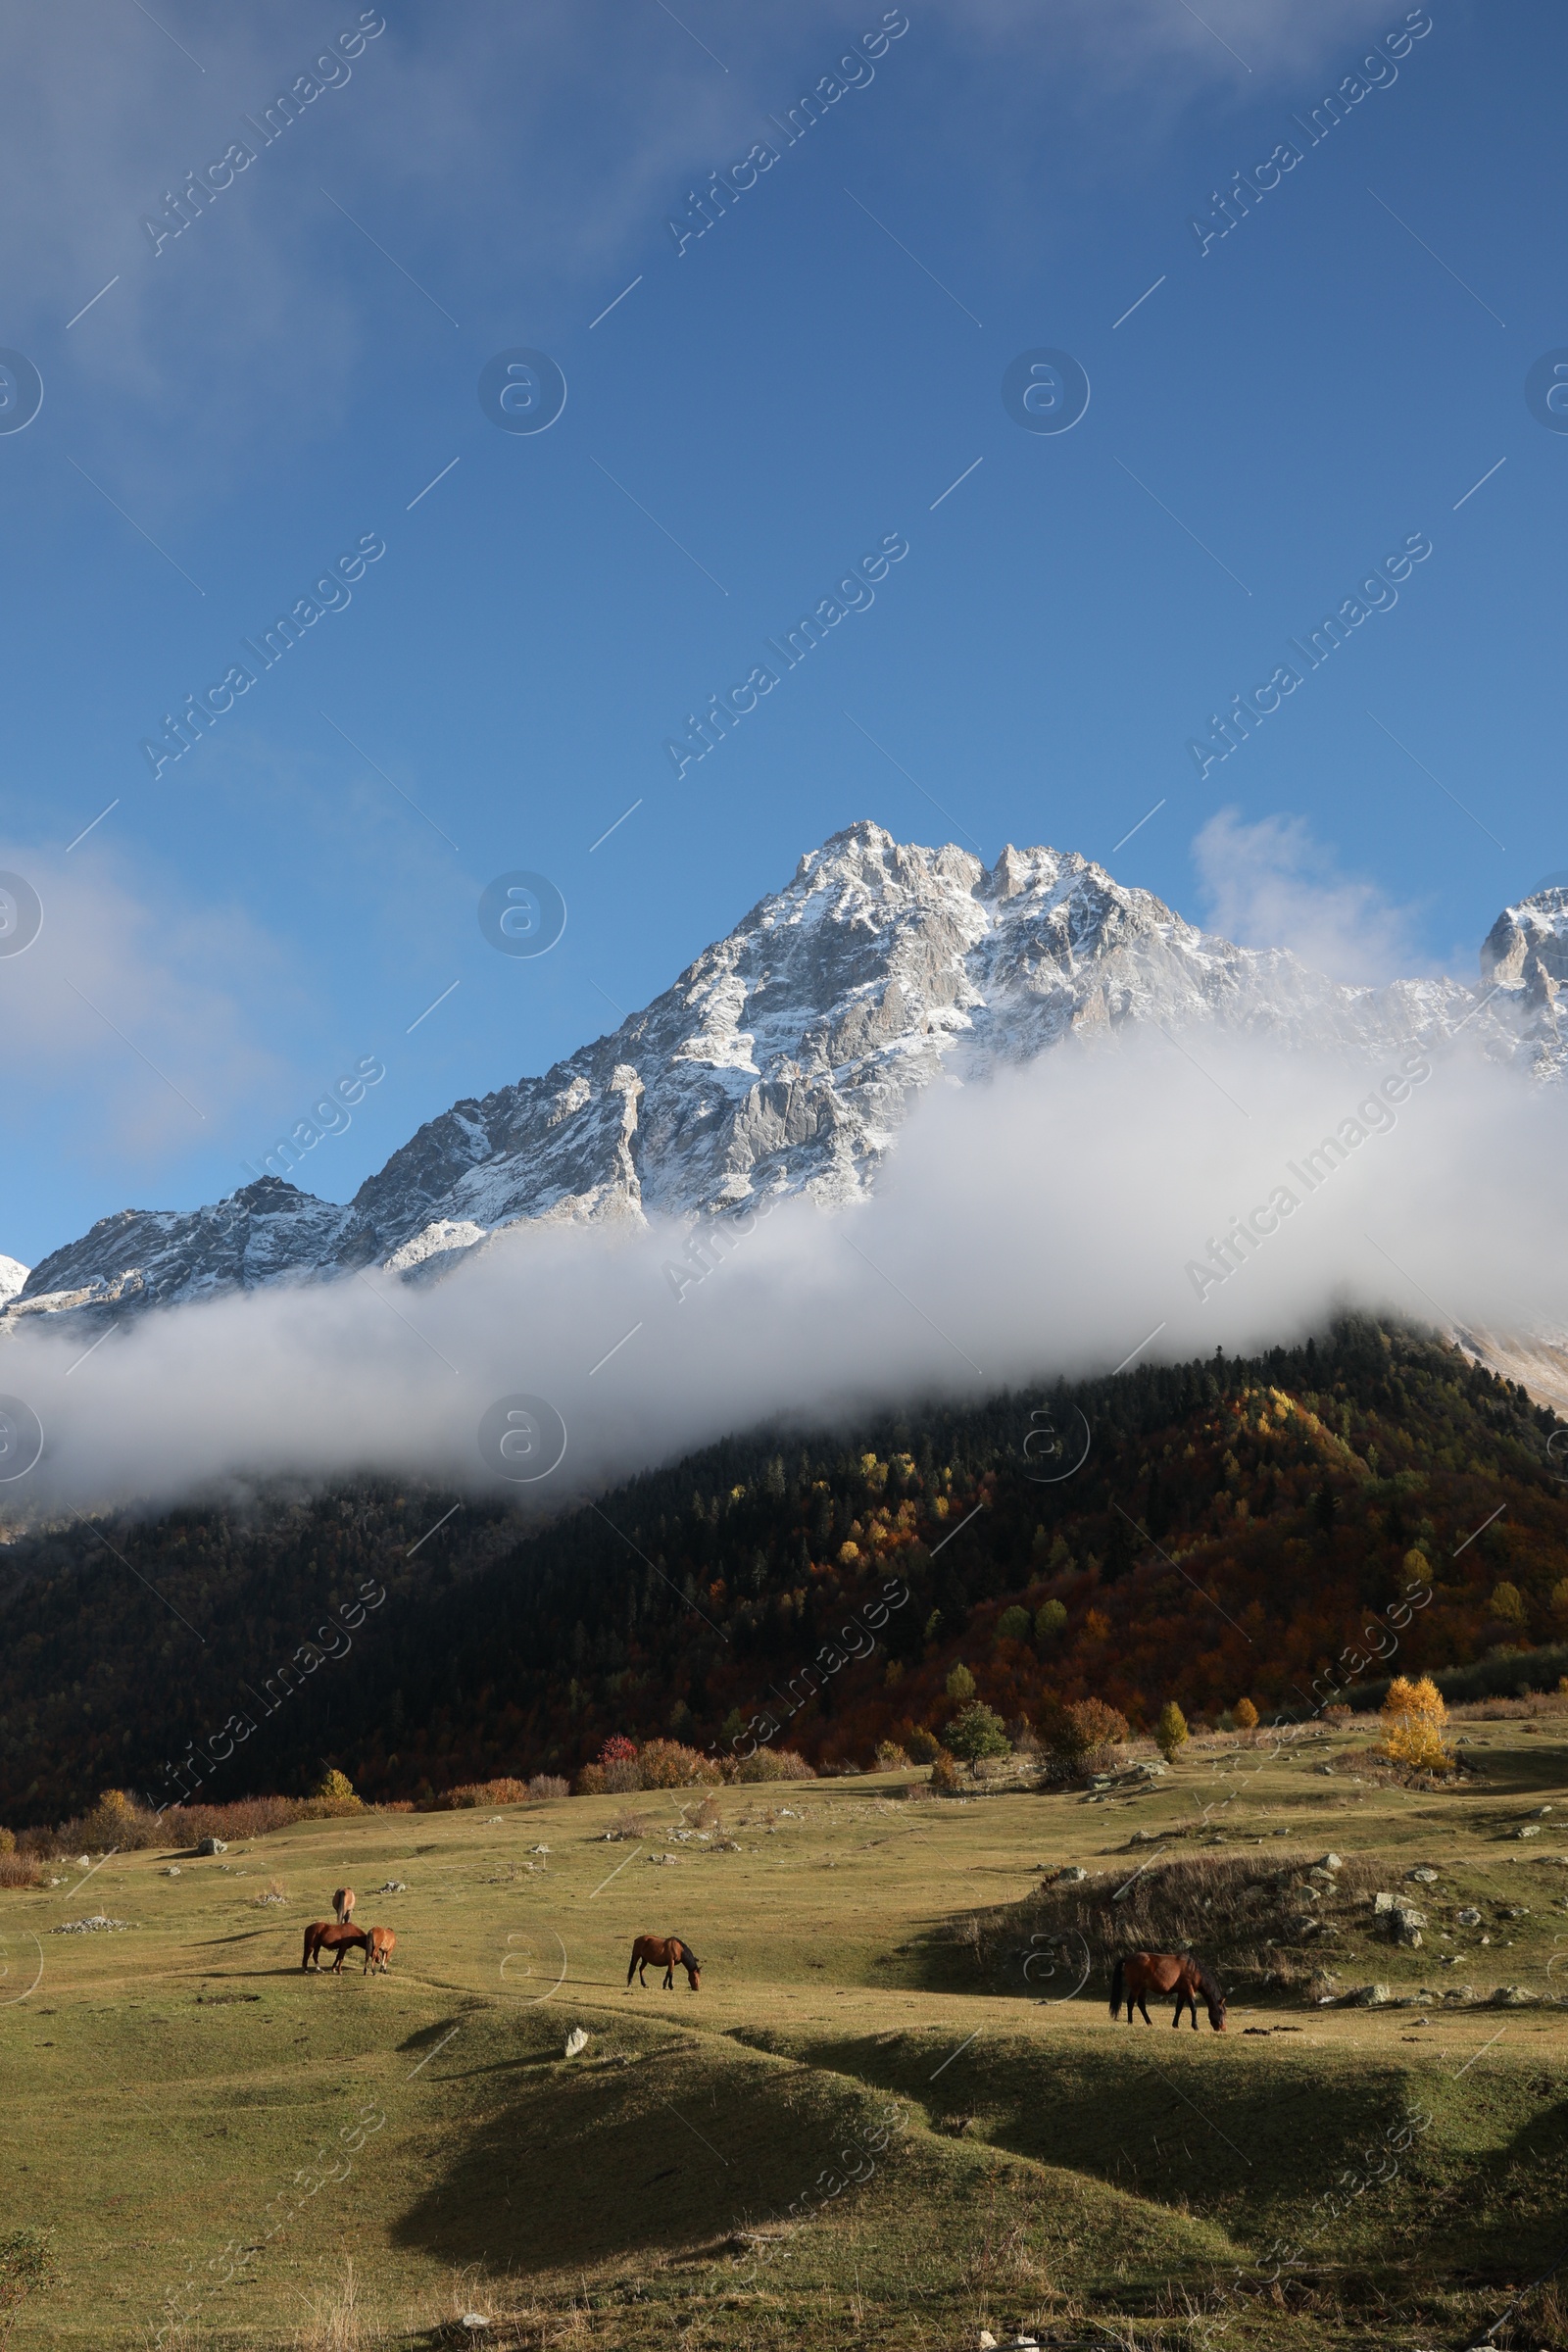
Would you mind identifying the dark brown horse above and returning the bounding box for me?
[302,1921,370,1974]
[1110,1950,1226,2031]
[626,1934,701,1991]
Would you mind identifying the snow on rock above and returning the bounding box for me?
[0,1256,27,1305]
[2,820,1550,1330]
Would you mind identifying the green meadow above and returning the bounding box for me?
[7,1713,1568,2349]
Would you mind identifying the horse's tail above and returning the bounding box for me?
[626,1938,640,1986]
[302,1924,317,1970]
[1109,1956,1124,2017]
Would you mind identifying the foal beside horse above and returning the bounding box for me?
[626,1934,701,1991]
[1110,1951,1227,2032]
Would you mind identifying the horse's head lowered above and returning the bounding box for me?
[678,1939,701,1991]
[1197,1962,1227,2031]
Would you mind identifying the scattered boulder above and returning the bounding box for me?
[1057,1866,1088,1883]
[1344,1984,1395,2006]
[1513,1826,1544,1840]
[1490,1984,1538,2006]
[564,2027,589,2058]
[1406,1866,1439,1884]
[163,1865,181,1878]
[379,1881,408,1893]
[197,1837,227,1856]
[1456,1907,1483,1928]
[51,1914,129,1935]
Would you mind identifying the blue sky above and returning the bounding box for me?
[0,0,1561,1268]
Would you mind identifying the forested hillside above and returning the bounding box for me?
[3,1314,1566,1826]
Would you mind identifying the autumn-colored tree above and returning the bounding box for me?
[1380,1675,1449,1771]
[946,1662,976,1703]
[996,1605,1032,1644]
[928,1748,965,1795]
[1489,1581,1528,1627]
[1551,1579,1568,1626]
[1155,1701,1189,1761]
[311,1768,361,1814]
[1234,1696,1258,1731]
[1050,1697,1130,1773]
[1034,1598,1067,1641]
[906,1726,942,1764]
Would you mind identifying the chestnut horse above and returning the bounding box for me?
[364,1926,395,1974]
[626,1934,701,1991]
[1110,1951,1227,2032]
[333,1887,356,1926]
[302,1921,370,1973]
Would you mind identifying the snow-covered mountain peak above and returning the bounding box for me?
[3,824,1547,1331]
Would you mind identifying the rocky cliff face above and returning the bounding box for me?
[5,821,1556,1332]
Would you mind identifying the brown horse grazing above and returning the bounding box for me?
[626,1934,701,1991]
[364,1926,395,1975]
[333,1887,356,1925]
[303,1921,370,1973]
[1110,1951,1227,2032]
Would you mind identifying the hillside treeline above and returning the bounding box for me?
[2,1315,1565,1826]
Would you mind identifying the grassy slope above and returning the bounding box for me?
[8,1717,1568,2350]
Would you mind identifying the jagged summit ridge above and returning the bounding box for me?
[5,821,1558,1327]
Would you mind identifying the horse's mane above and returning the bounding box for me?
[674,1936,700,1969]
[1192,1957,1225,2006]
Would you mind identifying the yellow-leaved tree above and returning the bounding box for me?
[1379,1675,1449,1771]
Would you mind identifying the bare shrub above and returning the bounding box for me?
[527,1773,569,1800]
[602,1757,644,1794]
[681,1793,722,1833]
[637,1740,722,1788]
[0,1853,40,1890]
[608,1808,651,1842]
[438,1778,531,1810]
[735,1747,814,1784]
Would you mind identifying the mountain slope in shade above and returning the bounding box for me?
[5,821,1559,1331]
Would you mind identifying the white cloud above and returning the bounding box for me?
[4,1018,1560,1520]
[0,0,1417,502]
[0,841,300,1170]
[1191,808,1435,987]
